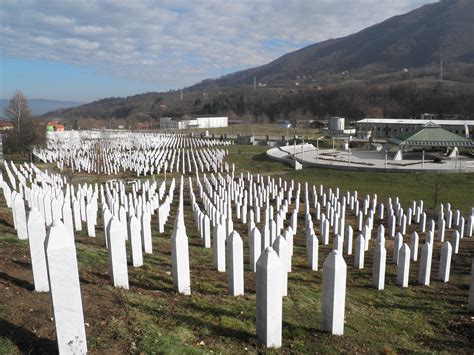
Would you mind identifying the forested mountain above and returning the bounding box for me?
[198,0,474,88]
[44,0,474,125]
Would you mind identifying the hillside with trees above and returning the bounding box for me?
[43,0,474,126]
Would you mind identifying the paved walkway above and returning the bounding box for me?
[267,144,474,173]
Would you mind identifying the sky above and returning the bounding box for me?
[0,0,434,102]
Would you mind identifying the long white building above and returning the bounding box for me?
[160,116,228,130]
[356,118,473,139]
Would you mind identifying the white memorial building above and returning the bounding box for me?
[160,116,228,130]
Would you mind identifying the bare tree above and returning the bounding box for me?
[3,91,31,132]
[3,91,45,159]
[432,175,445,209]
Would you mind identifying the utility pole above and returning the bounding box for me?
[253,77,256,92]
[180,88,183,101]
[439,58,443,84]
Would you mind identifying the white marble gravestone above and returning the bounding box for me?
[27,208,49,292]
[344,225,353,255]
[393,233,403,264]
[13,194,28,240]
[438,241,452,283]
[227,230,244,296]
[86,202,96,237]
[203,214,211,248]
[249,227,262,272]
[141,211,152,254]
[273,236,288,297]
[213,223,226,272]
[256,247,282,348]
[72,199,82,231]
[354,234,365,269]
[321,250,347,335]
[62,202,74,240]
[107,218,129,289]
[372,242,386,290]
[410,231,419,261]
[451,230,460,254]
[418,242,432,286]
[396,244,410,287]
[306,233,318,271]
[128,215,143,267]
[45,219,87,354]
[171,212,191,295]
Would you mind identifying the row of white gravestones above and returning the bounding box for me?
[189,170,473,286]
[45,220,87,354]
[100,178,177,288]
[256,248,348,348]
[22,198,87,354]
[252,175,459,294]
[191,173,297,286]
[0,164,103,242]
[5,169,438,350]
[33,131,232,176]
[2,164,474,350]
[189,171,368,338]
[171,177,191,295]
[3,165,472,292]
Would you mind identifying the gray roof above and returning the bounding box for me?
[358,118,474,126]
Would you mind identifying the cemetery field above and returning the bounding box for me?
[0,184,473,353]
[225,145,474,213]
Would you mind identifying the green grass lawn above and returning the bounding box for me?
[224,145,474,213]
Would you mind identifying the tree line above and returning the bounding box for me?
[195,83,474,123]
[48,82,474,128]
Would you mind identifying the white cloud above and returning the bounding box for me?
[0,0,434,89]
